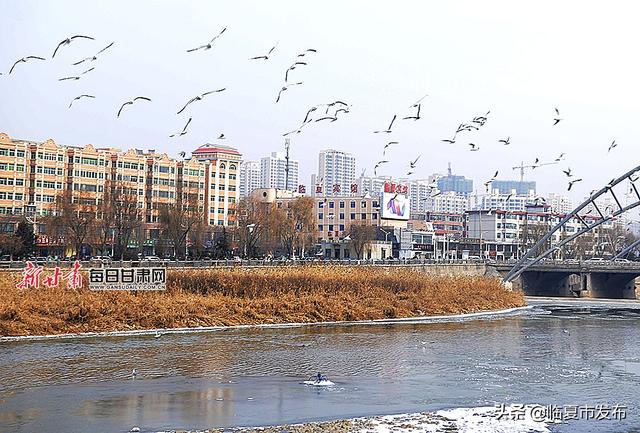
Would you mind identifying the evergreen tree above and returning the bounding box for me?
[15,221,34,258]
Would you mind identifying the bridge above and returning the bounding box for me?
[494,260,640,298]
[501,163,640,299]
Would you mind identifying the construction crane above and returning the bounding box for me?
[512,160,559,182]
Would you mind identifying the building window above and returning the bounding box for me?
[319,202,324,208]
[350,201,356,208]
[339,213,344,219]
[329,202,334,209]
[361,213,366,219]
[361,201,367,208]
[339,201,345,208]
[318,224,323,231]
[318,213,323,219]
[350,213,356,220]
[339,224,345,231]
[328,225,333,231]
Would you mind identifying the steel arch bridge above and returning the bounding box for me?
[503,164,640,283]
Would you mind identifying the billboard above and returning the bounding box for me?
[381,192,410,220]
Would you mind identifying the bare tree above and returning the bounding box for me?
[279,197,316,258]
[348,222,377,259]
[51,192,97,259]
[159,196,204,259]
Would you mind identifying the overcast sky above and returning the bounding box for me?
[2,0,640,205]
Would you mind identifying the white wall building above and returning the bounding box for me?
[470,189,537,212]
[317,149,356,196]
[423,191,469,214]
[547,193,573,214]
[239,160,261,198]
[260,152,299,190]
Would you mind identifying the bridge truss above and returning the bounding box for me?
[503,164,640,283]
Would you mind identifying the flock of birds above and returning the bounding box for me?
[4,31,623,195]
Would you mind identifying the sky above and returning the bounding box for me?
[2,0,640,206]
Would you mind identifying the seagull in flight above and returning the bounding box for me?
[568,178,583,191]
[608,140,618,153]
[250,43,278,60]
[383,141,399,155]
[302,106,318,123]
[498,136,510,145]
[410,93,428,108]
[187,27,227,52]
[442,135,456,144]
[81,67,95,75]
[468,143,480,151]
[72,42,114,65]
[275,82,303,103]
[177,88,226,114]
[563,168,573,177]
[553,107,562,125]
[374,160,389,176]
[58,76,80,81]
[169,117,192,138]
[555,153,566,162]
[68,94,94,108]
[9,56,46,74]
[217,133,225,140]
[374,115,396,133]
[52,35,94,58]
[117,96,152,118]
[178,151,186,159]
[409,155,421,168]
[296,48,318,57]
[285,62,307,82]
[485,170,499,187]
[315,115,337,122]
[403,104,421,121]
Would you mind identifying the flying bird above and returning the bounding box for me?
[68,94,95,108]
[568,178,583,191]
[250,43,278,60]
[169,117,192,138]
[498,136,510,145]
[58,76,80,81]
[9,56,46,74]
[187,27,227,52]
[441,136,456,144]
[403,104,421,120]
[409,155,421,169]
[275,82,303,103]
[505,193,514,202]
[555,153,566,161]
[72,42,114,65]
[217,134,225,140]
[374,160,389,176]
[468,143,479,151]
[553,107,562,125]
[52,35,94,58]
[383,141,399,155]
[296,48,318,57]
[410,93,428,107]
[374,115,396,133]
[117,96,152,118]
[178,151,186,159]
[302,106,318,123]
[81,67,94,75]
[608,140,618,153]
[177,88,226,114]
[563,168,573,177]
[285,62,307,82]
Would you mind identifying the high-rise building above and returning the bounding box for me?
[436,164,473,197]
[488,180,536,196]
[239,160,261,198]
[423,191,469,214]
[547,193,573,214]
[260,152,299,190]
[317,149,356,196]
[470,190,537,212]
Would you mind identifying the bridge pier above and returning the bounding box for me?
[582,273,637,299]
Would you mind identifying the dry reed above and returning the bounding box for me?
[0,266,524,337]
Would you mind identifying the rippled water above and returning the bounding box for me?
[0,300,639,433]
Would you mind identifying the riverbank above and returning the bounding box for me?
[165,406,549,433]
[0,266,524,337]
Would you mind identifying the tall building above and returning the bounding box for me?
[238,160,261,198]
[488,180,536,196]
[470,190,537,212]
[423,191,469,214]
[436,164,473,197]
[260,152,299,190]
[317,149,356,196]
[0,133,241,255]
[547,193,573,214]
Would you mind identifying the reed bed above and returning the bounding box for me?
[0,266,524,337]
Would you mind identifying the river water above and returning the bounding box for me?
[0,299,639,433]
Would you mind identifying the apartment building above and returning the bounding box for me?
[0,133,241,254]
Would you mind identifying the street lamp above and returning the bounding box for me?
[244,223,256,258]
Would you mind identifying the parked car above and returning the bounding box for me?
[613,258,630,263]
[143,255,162,262]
